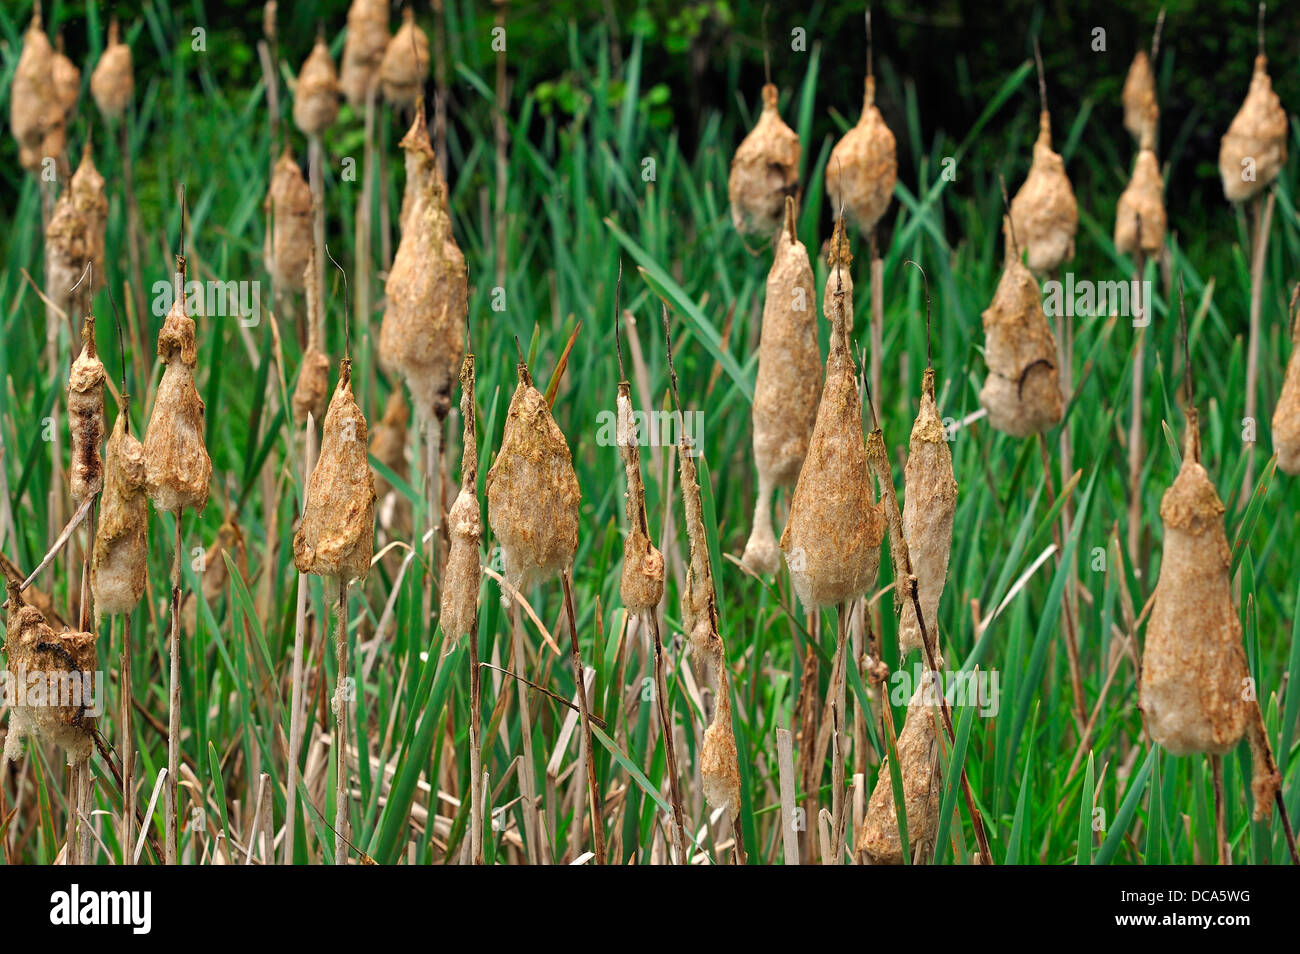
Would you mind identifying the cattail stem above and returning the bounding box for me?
[1127,251,1147,569]
[1211,754,1227,865]
[334,577,349,864]
[1039,433,1086,732]
[120,610,134,864]
[354,83,376,361]
[829,602,848,863]
[645,609,689,862]
[165,511,183,864]
[118,120,146,367]
[869,231,883,421]
[562,570,605,864]
[427,418,442,584]
[1242,191,1275,501]
[469,619,484,865]
[493,1,509,290]
[284,411,318,865]
[308,135,326,325]
[509,600,542,864]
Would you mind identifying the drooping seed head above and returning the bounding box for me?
[1272,292,1300,474]
[1219,55,1287,204]
[859,685,941,864]
[1114,117,1166,256]
[267,148,313,293]
[92,410,149,617]
[1122,49,1157,144]
[293,250,331,424]
[340,0,390,108]
[728,83,801,236]
[379,7,429,108]
[617,384,665,613]
[1009,111,1078,274]
[441,354,483,640]
[294,33,341,135]
[826,75,897,234]
[10,14,57,172]
[68,317,106,505]
[91,18,134,121]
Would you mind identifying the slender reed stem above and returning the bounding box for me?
[469,617,484,864]
[1242,191,1275,501]
[334,578,349,864]
[645,609,688,862]
[509,600,541,863]
[120,610,134,864]
[1211,754,1227,865]
[1127,251,1147,569]
[165,512,183,864]
[562,570,605,864]
[284,412,317,865]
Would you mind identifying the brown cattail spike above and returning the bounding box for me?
[978,217,1063,436]
[1122,49,1157,145]
[380,7,429,108]
[440,353,482,640]
[294,30,341,135]
[293,359,376,586]
[68,317,106,505]
[91,17,134,121]
[267,148,313,292]
[1009,109,1078,275]
[1114,112,1166,256]
[728,83,801,236]
[370,389,412,533]
[779,217,885,608]
[3,582,97,764]
[293,248,331,423]
[1272,284,1300,474]
[742,196,821,575]
[381,103,466,423]
[92,410,148,617]
[340,0,390,108]
[859,685,941,864]
[1219,54,1287,203]
[485,362,581,594]
[10,13,58,172]
[827,72,897,235]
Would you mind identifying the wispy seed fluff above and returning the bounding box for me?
[340,0,390,109]
[92,410,148,617]
[46,146,108,316]
[143,264,211,515]
[826,75,897,235]
[90,18,134,121]
[743,198,821,575]
[440,354,482,640]
[1009,111,1077,274]
[380,105,467,423]
[779,219,884,609]
[617,382,664,614]
[4,582,97,765]
[1219,55,1287,204]
[728,83,801,236]
[859,685,940,864]
[292,249,331,424]
[1273,293,1300,474]
[267,148,313,293]
[1122,49,1157,145]
[67,318,106,505]
[10,13,57,172]
[379,8,429,108]
[370,389,412,535]
[898,369,957,657]
[485,364,581,595]
[1114,117,1166,257]
[294,33,341,136]
[978,218,1063,437]
[293,359,376,587]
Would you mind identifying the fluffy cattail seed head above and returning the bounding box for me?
[294,33,341,135]
[978,218,1063,437]
[92,411,149,617]
[1009,111,1078,274]
[617,385,665,613]
[898,369,957,657]
[859,686,941,864]
[68,318,106,505]
[699,686,742,821]
[826,76,897,234]
[380,106,466,423]
[1140,420,1250,755]
[267,149,313,293]
[340,0,389,108]
[440,355,483,640]
[143,263,212,515]
[379,8,429,108]
[779,219,885,608]
[370,389,412,536]
[1122,50,1157,144]
[293,250,330,424]
[294,359,376,586]
[1219,55,1287,204]
[743,198,821,575]
[91,18,134,120]
[1272,294,1300,474]
[51,36,80,119]
[486,364,581,594]
[1114,118,1166,256]
[728,83,801,236]
[4,582,97,764]
[10,15,57,172]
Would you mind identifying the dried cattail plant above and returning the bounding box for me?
[11,12,57,172]
[67,317,106,506]
[267,148,313,293]
[978,217,1063,437]
[379,8,429,108]
[728,83,800,237]
[380,105,466,424]
[859,686,940,864]
[46,147,108,316]
[1010,45,1077,275]
[826,66,896,235]
[663,306,745,860]
[743,198,821,575]
[294,31,341,136]
[897,271,956,658]
[1114,119,1166,256]
[91,17,134,121]
[341,0,390,108]
[51,34,79,119]
[293,359,376,587]
[1219,55,1286,203]
[780,218,884,609]
[1123,53,1157,145]
[92,412,148,616]
[1273,286,1300,474]
[370,389,412,533]
[293,250,330,424]
[3,582,97,765]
